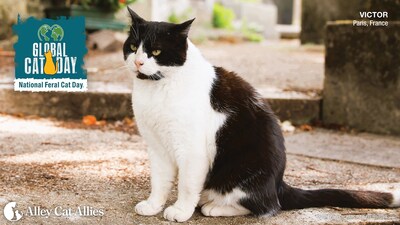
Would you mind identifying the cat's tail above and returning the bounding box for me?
[279,182,400,210]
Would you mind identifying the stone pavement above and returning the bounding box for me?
[0,114,399,224]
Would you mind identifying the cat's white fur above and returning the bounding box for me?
[200,188,250,217]
[126,40,247,222]
[390,190,400,207]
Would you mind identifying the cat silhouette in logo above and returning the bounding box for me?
[3,202,23,221]
[44,50,58,75]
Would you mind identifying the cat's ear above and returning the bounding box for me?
[174,18,195,37]
[127,6,145,25]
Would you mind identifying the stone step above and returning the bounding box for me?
[0,82,321,123]
[286,128,400,168]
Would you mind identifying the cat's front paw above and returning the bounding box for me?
[135,200,163,216]
[163,205,193,222]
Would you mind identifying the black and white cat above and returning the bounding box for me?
[123,7,399,222]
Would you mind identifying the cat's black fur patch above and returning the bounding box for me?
[123,8,193,68]
[206,66,286,215]
[207,67,394,216]
[137,71,164,81]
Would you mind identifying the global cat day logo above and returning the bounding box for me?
[13,16,87,92]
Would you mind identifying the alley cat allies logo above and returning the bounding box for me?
[3,201,104,221]
[13,16,87,92]
[3,202,23,221]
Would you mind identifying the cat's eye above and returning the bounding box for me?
[152,50,161,56]
[130,44,137,52]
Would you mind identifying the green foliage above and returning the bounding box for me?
[168,12,180,24]
[212,3,235,29]
[168,8,193,24]
[243,30,263,42]
[241,21,264,42]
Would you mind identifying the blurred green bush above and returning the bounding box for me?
[168,8,193,24]
[212,3,235,29]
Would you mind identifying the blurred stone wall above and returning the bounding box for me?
[0,0,51,40]
[300,0,364,44]
[0,0,27,39]
[323,22,400,135]
[301,0,400,44]
[115,1,152,23]
[271,0,293,24]
[27,0,52,18]
[367,0,400,20]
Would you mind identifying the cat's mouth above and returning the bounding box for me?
[137,72,164,81]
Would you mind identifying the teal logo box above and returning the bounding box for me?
[13,16,87,92]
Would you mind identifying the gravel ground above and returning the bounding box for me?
[0,115,399,224]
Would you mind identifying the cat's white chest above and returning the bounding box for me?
[131,67,226,165]
[132,76,199,129]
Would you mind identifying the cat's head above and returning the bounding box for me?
[44,50,52,58]
[123,7,194,81]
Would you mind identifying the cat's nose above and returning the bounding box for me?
[135,59,144,69]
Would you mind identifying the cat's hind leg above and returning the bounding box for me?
[201,203,250,217]
[200,189,251,217]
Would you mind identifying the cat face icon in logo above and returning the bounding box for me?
[3,202,23,221]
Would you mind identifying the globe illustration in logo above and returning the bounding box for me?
[38,24,64,42]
